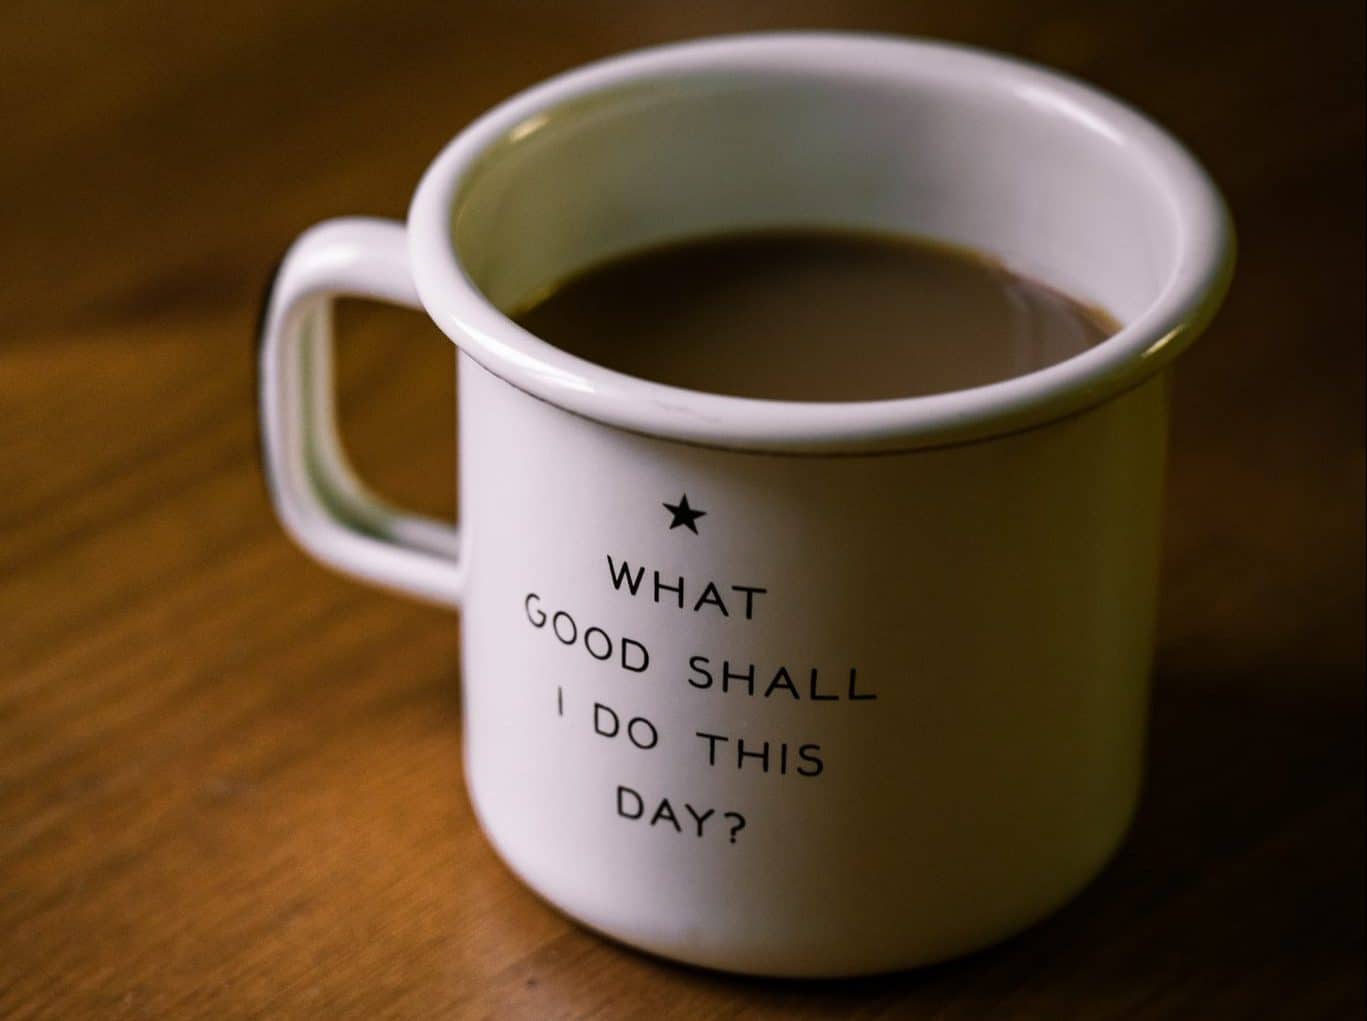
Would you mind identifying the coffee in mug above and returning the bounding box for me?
[515,230,1117,401]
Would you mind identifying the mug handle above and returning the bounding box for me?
[257,217,464,608]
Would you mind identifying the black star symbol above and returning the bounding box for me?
[662,493,707,534]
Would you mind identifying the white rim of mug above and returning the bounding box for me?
[407,32,1235,454]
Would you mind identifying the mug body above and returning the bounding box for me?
[403,34,1232,977]
[458,359,1167,975]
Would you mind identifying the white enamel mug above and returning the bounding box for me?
[258,33,1233,977]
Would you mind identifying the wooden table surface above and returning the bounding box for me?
[2,2,1362,1018]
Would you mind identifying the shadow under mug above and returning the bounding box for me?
[258,33,1233,977]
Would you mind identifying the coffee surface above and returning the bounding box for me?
[513,231,1117,402]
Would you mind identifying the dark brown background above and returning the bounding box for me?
[2,2,1362,1018]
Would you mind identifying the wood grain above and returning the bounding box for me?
[1,2,1362,1018]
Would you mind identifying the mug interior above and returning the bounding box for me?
[410,35,1231,452]
[451,55,1181,327]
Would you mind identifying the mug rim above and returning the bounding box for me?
[407,32,1234,454]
